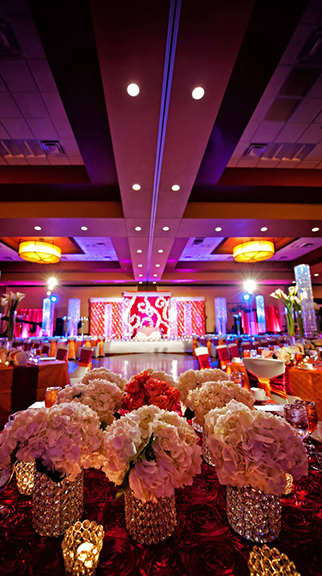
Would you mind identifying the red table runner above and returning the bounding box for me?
[0,457,321,575]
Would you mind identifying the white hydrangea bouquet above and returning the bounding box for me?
[102,405,202,502]
[81,367,127,391]
[204,399,308,495]
[186,380,254,427]
[56,379,122,428]
[176,368,229,404]
[0,402,105,483]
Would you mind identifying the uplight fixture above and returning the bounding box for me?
[312,227,320,232]
[243,279,257,294]
[215,227,222,232]
[163,226,169,231]
[233,240,275,262]
[171,184,180,191]
[132,184,141,191]
[192,87,205,100]
[261,227,268,232]
[81,226,88,231]
[127,83,140,97]
[135,226,142,232]
[34,225,41,231]
[19,241,61,264]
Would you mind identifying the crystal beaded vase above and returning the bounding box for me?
[15,461,36,495]
[124,490,177,545]
[32,470,84,537]
[193,418,203,434]
[226,485,281,543]
[202,432,215,467]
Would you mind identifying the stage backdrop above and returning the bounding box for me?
[90,294,206,338]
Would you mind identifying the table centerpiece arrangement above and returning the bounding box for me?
[1,291,25,345]
[186,380,254,465]
[204,399,308,542]
[102,404,202,545]
[0,402,105,537]
[121,369,180,412]
[81,366,127,391]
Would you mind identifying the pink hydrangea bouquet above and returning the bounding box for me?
[186,380,254,426]
[102,405,202,502]
[0,402,105,483]
[81,367,127,391]
[176,368,229,404]
[56,378,122,428]
[204,400,308,495]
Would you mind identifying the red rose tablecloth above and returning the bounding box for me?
[0,458,321,575]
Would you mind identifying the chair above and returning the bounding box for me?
[69,347,93,384]
[243,357,285,398]
[56,344,69,362]
[195,346,211,369]
[228,343,240,359]
[41,342,51,356]
[216,344,230,370]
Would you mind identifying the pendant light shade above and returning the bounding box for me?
[19,240,61,264]
[233,240,275,263]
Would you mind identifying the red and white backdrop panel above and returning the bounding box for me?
[90,298,124,339]
[170,297,205,337]
[123,292,171,338]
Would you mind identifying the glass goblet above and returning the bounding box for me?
[294,399,318,453]
[230,372,243,387]
[45,386,62,408]
[284,403,309,441]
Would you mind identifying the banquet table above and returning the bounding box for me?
[0,360,69,428]
[0,457,321,575]
[289,366,322,420]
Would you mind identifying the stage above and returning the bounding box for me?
[103,338,193,355]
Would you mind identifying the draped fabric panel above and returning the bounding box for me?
[15,309,43,338]
[265,305,281,332]
[90,300,123,338]
[241,310,258,335]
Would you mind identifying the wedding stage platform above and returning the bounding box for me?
[103,338,193,355]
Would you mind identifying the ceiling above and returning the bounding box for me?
[1,0,322,288]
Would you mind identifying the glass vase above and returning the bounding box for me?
[124,490,177,545]
[7,310,16,344]
[202,432,215,467]
[226,485,281,543]
[32,470,84,537]
[15,461,36,495]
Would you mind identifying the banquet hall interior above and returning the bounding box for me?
[0,0,322,575]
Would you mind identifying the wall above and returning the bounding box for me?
[2,283,296,333]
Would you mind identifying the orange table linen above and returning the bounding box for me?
[289,366,322,420]
[36,360,69,401]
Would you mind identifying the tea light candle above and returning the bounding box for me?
[62,519,104,576]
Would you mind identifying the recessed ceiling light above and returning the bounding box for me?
[139,274,143,277]
[215,227,222,232]
[172,184,180,191]
[127,83,140,97]
[192,86,205,100]
[135,226,142,231]
[312,227,319,232]
[132,183,141,191]
[153,281,156,284]
[155,264,160,267]
[137,249,142,253]
[138,264,143,268]
[163,226,169,231]
[261,227,268,232]
[34,225,41,231]
[81,226,88,231]
[139,281,143,284]
[158,249,163,253]
[153,274,158,277]
[314,273,319,277]
[292,280,296,284]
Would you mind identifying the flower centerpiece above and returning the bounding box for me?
[56,379,123,428]
[0,402,105,537]
[1,291,25,343]
[176,368,229,405]
[102,405,202,544]
[270,286,303,343]
[204,400,308,542]
[122,369,180,412]
[81,367,127,391]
